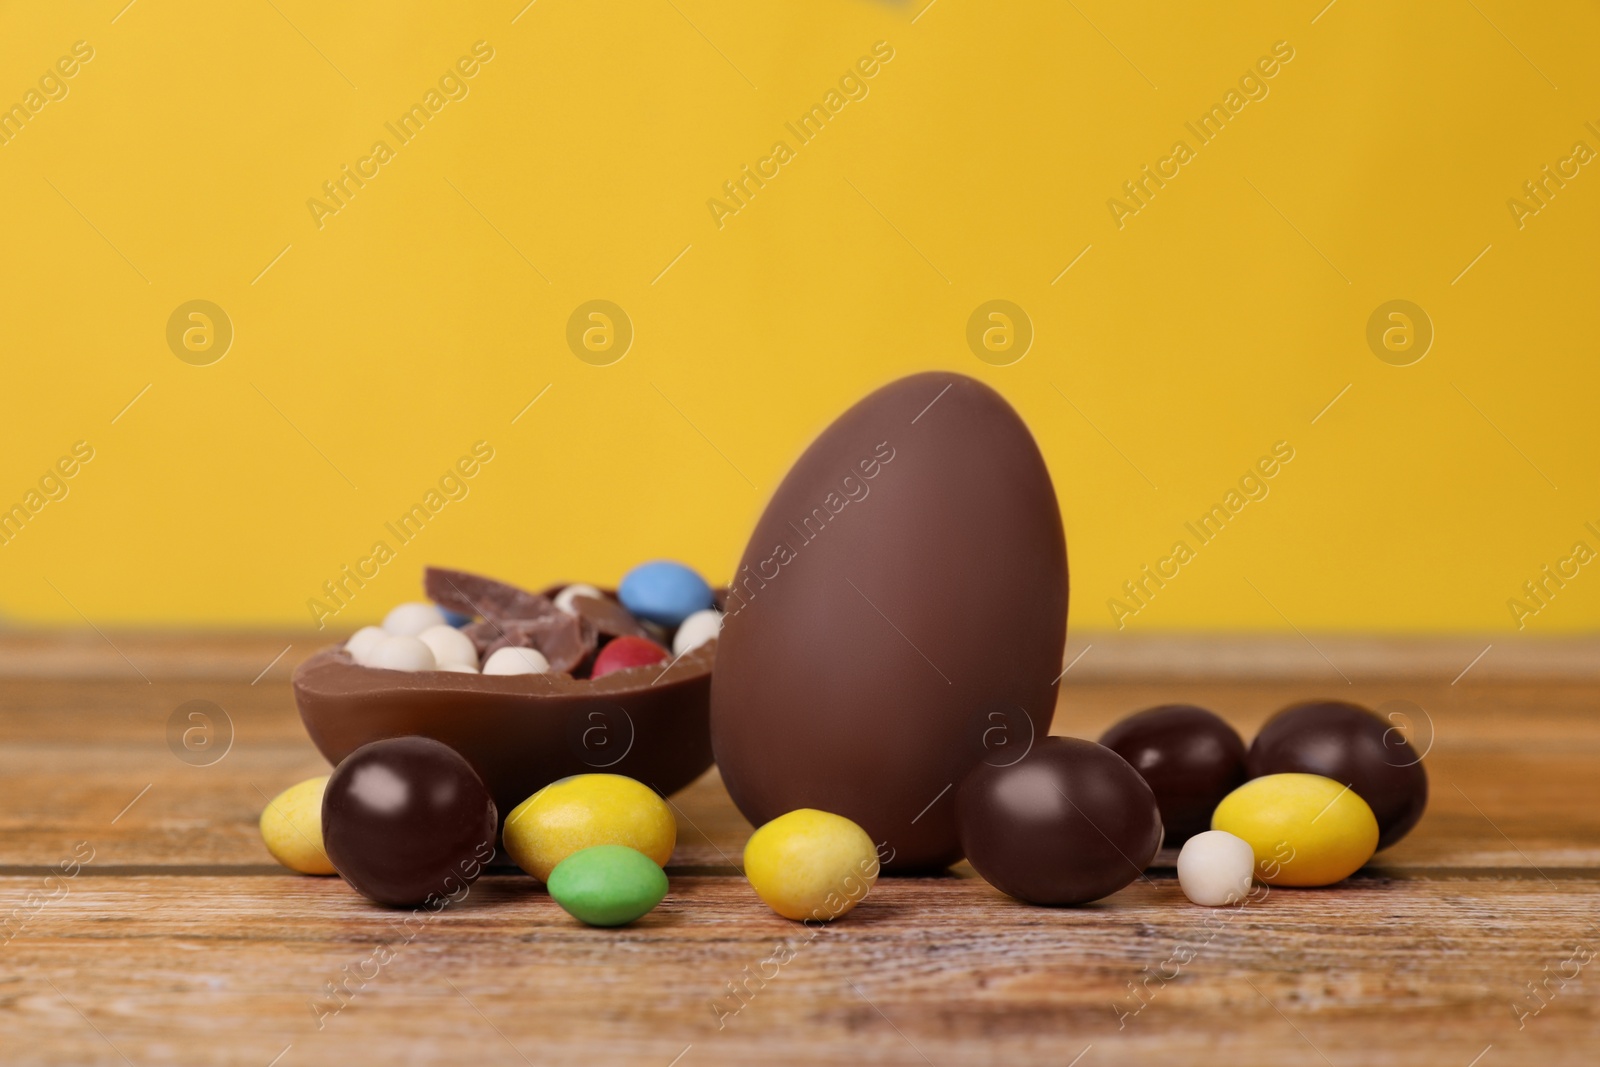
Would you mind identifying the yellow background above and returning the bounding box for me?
[1,0,1596,635]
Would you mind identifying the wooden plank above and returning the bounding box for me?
[2,874,1594,1066]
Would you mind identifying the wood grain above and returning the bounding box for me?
[1,632,1596,1065]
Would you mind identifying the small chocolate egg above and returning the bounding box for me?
[590,635,670,679]
[744,808,879,922]
[481,646,550,675]
[259,776,336,875]
[672,609,722,655]
[957,736,1162,905]
[547,845,669,927]
[344,626,388,665]
[1176,829,1255,906]
[1213,773,1378,886]
[1247,699,1427,850]
[619,562,713,627]
[322,736,498,907]
[366,635,436,673]
[1099,704,1247,847]
[383,602,447,637]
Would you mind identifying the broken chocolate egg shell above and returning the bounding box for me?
[294,595,718,814]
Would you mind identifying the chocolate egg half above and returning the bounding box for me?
[710,372,1068,871]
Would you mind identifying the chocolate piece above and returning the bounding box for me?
[710,372,1069,871]
[1099,704,1247,847]
[294,640,716,816]
[425,566,554,621]
[322,736,497,907]
[464,614,595,674]
[571,594,653,640]
[1248,699,1428,850]
[957,736,1162,905]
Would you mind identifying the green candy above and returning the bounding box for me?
[546,845,668,927]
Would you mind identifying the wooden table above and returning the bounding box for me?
[2,632,1596,1066]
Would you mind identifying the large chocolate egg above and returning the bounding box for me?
[1247,699,1428,850]
[1099,704,1247,847]
[711,372,1068,871]
[957,736,1163,905]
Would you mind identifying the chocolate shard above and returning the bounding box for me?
[465,615,596,675]
[425,566,558,621]
[570,595,653,640]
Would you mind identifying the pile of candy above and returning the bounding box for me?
[953,699,1426,909]
[339,562,723,679]
[261,695,1425,924]
[260,742,875,926]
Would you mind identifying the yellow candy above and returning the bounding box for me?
[744,809,879,921]
[1212,773,1379,887]
[504,774,675,882]
[259,776,336,875]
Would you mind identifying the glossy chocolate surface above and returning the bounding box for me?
[322,736,498,907]
[711,372,1069,871]
[1247,699,1428,850]
[957,736,1162,906]
[1099,704,1247,846]
[294,638,716,817]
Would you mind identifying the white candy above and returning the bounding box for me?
[417,624,478,670]
[383,601,447,637]
[672,608,722,655]
[365,635,437,673]
[436,662,479,674]
[1177,829,1256,906]
[554,583,604,615]
[482,646,550,675]
[345,626,388,665]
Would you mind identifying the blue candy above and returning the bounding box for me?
[618,561,714,627]
[441,609,473,628]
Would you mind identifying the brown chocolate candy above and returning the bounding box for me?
[322,736,497,908]
[1247,699,1428,850]
[957,736,1162,906]
[1099,704,1247,847]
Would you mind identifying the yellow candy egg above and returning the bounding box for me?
[744,809,879,921]
[504,774,675,881]
[259,776,336,875]
[1212,773,1379,887]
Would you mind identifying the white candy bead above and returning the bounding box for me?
[383,601,447,637]
[482,646,550,676]
[436,662,479,674]
[418,624,478,670]
[1177,829,1256,906]
[345,626,388,665]
[554,583,604,615]
[672,608,722,655]
[365,635,437,673]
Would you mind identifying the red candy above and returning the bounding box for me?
[590,636,669,679]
